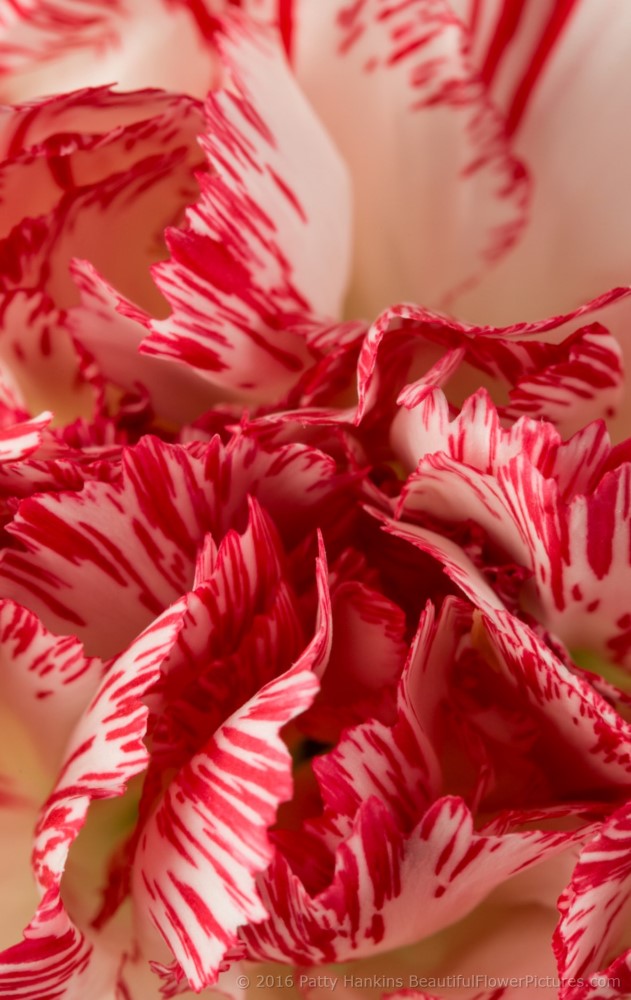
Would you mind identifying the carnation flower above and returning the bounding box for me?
[0,3,630,1000]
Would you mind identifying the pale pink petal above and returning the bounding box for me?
[282,0,528,318]
[0,96,205,315]
[0,0,221,103]
[0,89,203,248]
[461,0,581,127]
[0,600,103,763]
[142,11,352,401]
[0,88,211,427]
[455,2,631,327]
[67,262,214,425]
[0,291,98,426]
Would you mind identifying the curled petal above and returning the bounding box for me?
[0,601,188,999]
[133,556,331,991]
[555,801,631,1000]
[357,291,630,429]
[246,794,583,966]
[0,434,341,655]
[142,11,352,401]
[68,262,214,425]
[0,412,51,462]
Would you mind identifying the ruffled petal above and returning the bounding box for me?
[135,662,319,991]
[0,439,218,657]
[141,11,352,401]
[480,610,631,791]
[393,386,613,499]
[356,292,629,432]
[67,262,214,425]
[241,596,605,968]
[0,412,51,462]
[133,552,331,992]
[398,423,631,663]
[555,801,631,1000]
[0,435,341,657]
[0,92,205,314]
[0,86,215,427]
[0,601,188,1000]
[246,794,582,966]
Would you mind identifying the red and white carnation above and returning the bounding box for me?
[0,2,630,1000]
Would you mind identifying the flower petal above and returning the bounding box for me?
[282,0,528,318]
[455,1,631,325]
[0,601,188,1000]
[0,291,98,426]
[0,439,218,657]
[393,386,613,500]
[399,435,631,663]
[0,0,220,102]
[142,11,352,401]
[0,432,341,656]
[67,262,214,425]
[0,600,103,764]
[132,568,330,991]
[555,801,631,1000]
[480,610,631,791]
[0,412,51,463]
[0,94,205,315]
[246,794,581,965]
[357,291,630,429]
[373,508,505,617]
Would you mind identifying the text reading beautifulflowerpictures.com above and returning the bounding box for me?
[238,974,621,991]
